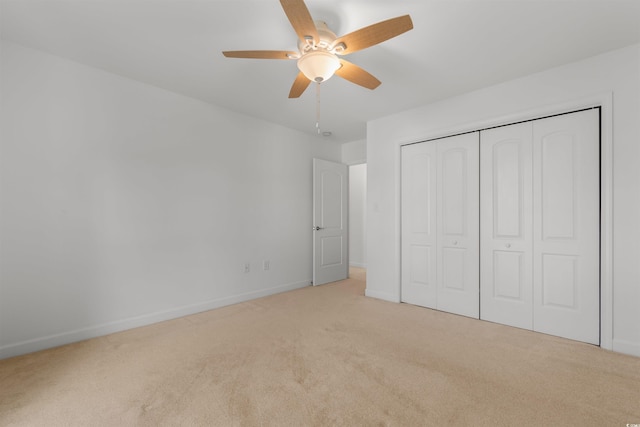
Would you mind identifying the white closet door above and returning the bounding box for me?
[401,142,437,307]
[436,133,479,318]
[480,122,534,329]
[532,109,600,344]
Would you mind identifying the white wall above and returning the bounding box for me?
[366,44,640,357]
[349,164,366,269]
[341,139,366,165]
[0,40,341,359]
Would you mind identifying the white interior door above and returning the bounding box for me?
[480,122,534,330]
[532,109,600,344]
[401,142,437,307]
[436,133,479,318]
[313,158,348,286]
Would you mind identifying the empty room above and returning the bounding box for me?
[1,0,639,425]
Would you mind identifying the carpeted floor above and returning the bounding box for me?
[1,268,639,426]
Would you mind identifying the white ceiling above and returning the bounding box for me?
[1,0,639,143]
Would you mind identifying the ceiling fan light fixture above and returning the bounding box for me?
[222,0,414,99]
[297,51,340,83]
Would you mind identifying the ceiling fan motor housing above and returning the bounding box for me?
[296,21,343,82]
[298,22,339,52]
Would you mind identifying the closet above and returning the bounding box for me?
[401,109,600,344]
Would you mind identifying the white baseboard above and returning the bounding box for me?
[365,288,400,303]
[612,338,640,358]
[349,262,367,268]
[0,280,310,360]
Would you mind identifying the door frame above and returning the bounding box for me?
[396,92,613,350]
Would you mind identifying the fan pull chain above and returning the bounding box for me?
[316,81,321,135]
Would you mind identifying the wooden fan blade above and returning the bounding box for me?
[289,72,311,98]
[335,15,413,55]
[280,0,318,44]
[335,59,381,90]
[222,50,298,60]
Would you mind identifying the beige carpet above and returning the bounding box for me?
[1,268,639,426]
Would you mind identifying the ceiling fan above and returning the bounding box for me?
[222,0,413,98]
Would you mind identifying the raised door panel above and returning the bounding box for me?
[480,122,533,329]
[532,109,600,344]
[436,132,479,318]
[401,143,437,307]
[320,171,344,229]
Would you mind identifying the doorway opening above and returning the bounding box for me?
[349,163,367,278]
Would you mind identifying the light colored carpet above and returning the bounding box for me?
[1,268,639,426]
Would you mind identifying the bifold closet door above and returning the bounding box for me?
[436,133,479,318]
[401,142,437,308]
[401,133,479,318]
[481,109,600,344]
[532,109,599,345]
[480,122,534,330]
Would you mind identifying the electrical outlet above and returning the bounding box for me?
[263,260,270,271]
[244,263,250,273]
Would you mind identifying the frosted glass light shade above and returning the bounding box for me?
[297,51,341,83]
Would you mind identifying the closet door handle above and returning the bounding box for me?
[505,243,511,248]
